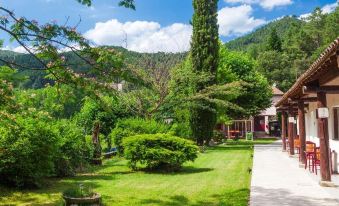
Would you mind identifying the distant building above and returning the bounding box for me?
[254,86,284,137]
[217,86,284,138]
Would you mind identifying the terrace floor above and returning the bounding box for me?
[250,140,339,206]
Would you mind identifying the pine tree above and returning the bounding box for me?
[190,0,219,145]
[267,28,282,52]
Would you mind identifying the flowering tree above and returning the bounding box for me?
[0,0,136,99]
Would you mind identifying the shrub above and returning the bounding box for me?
[0,115,92,187]
[212,130,224,143]
[53,120,93,177]
[168,122,192,139]
[0,115,58,187]
[123,134,198,171]
[109,118,171,154]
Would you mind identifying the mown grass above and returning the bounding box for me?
[0,138,276,206]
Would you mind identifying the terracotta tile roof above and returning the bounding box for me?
[276,37,339,107]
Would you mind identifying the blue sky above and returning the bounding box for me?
[0,0,338,53]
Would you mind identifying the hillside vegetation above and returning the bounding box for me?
[226,7,339,91]
[0,47,186,89]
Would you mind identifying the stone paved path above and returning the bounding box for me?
[250,140,339,206]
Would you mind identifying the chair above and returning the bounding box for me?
[294,139,300,154]
[312,147,333,175]
[313,147,320,175]
[304,141,316,171]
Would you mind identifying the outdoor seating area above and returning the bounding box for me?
[276,37,339,186]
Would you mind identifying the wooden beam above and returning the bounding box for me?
[298,101,306,165]
[300,97,318,102]
[303,85,339,94]
[317,91,331,182]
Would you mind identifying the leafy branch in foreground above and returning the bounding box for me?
[77,0,135,10]
[0,5,140,98]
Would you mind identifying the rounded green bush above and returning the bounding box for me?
[122,134,198,171]
[109,118,171,154]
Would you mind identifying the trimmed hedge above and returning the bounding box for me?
[122,134,198,171]
[109,118,171,154]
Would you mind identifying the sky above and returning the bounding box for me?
[0,0,338,53]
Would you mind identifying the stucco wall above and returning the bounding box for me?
[304,94,339,153]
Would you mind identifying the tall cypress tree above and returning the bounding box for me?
[190,0,219,145]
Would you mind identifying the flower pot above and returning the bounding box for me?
[63,193,101,206]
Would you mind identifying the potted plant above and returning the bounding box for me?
[63,184,101,206]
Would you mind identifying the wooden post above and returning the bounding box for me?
[288,110,295,155]
[317,91,331,182]
[281,112,287,151]
[298,101,306,164]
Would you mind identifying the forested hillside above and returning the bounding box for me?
[226,6,339,91]
[0,47,186,89]
[225,16,303,52]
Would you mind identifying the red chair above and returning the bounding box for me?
[313,147,320,174]
[312,147,333,175]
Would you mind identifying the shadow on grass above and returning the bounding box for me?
[135,188,250,206]
[137,166,214,175]
[206,145,253,151]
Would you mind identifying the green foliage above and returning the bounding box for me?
[15,84,83,118]
[0,115,58,187]
[212,130,224,142]
[63,184,95,198]
[77,0,135,10]
[53,120,93,177]
[123,134,198,171]
[226,16,303,52]
[226,7,339,91]
[0,112,92,187]
[109,118,171,154]
[218,47,272,118]
[0,67,16,110]
[190,0,219,145]
[267,28,282,52]
[169,56,251,141]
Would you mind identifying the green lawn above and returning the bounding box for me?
[0,138,276,206]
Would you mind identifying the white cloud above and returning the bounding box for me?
[84,19,192,53]
[84,5,266,53]
[218,5,266,36]
[1,46,28,54]
[224,0,293,10]
[299,1,338,20]
[322,1,338,14]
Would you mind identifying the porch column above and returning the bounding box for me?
[317,91,331,182]
[298,101,306,164]
[281,112,287,151]
[288,109,295,155]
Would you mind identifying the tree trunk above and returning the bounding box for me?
[92,121,102,165]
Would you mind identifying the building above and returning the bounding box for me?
[218,86,284,138]
[275,37,339,185]
[254,86,284,137]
